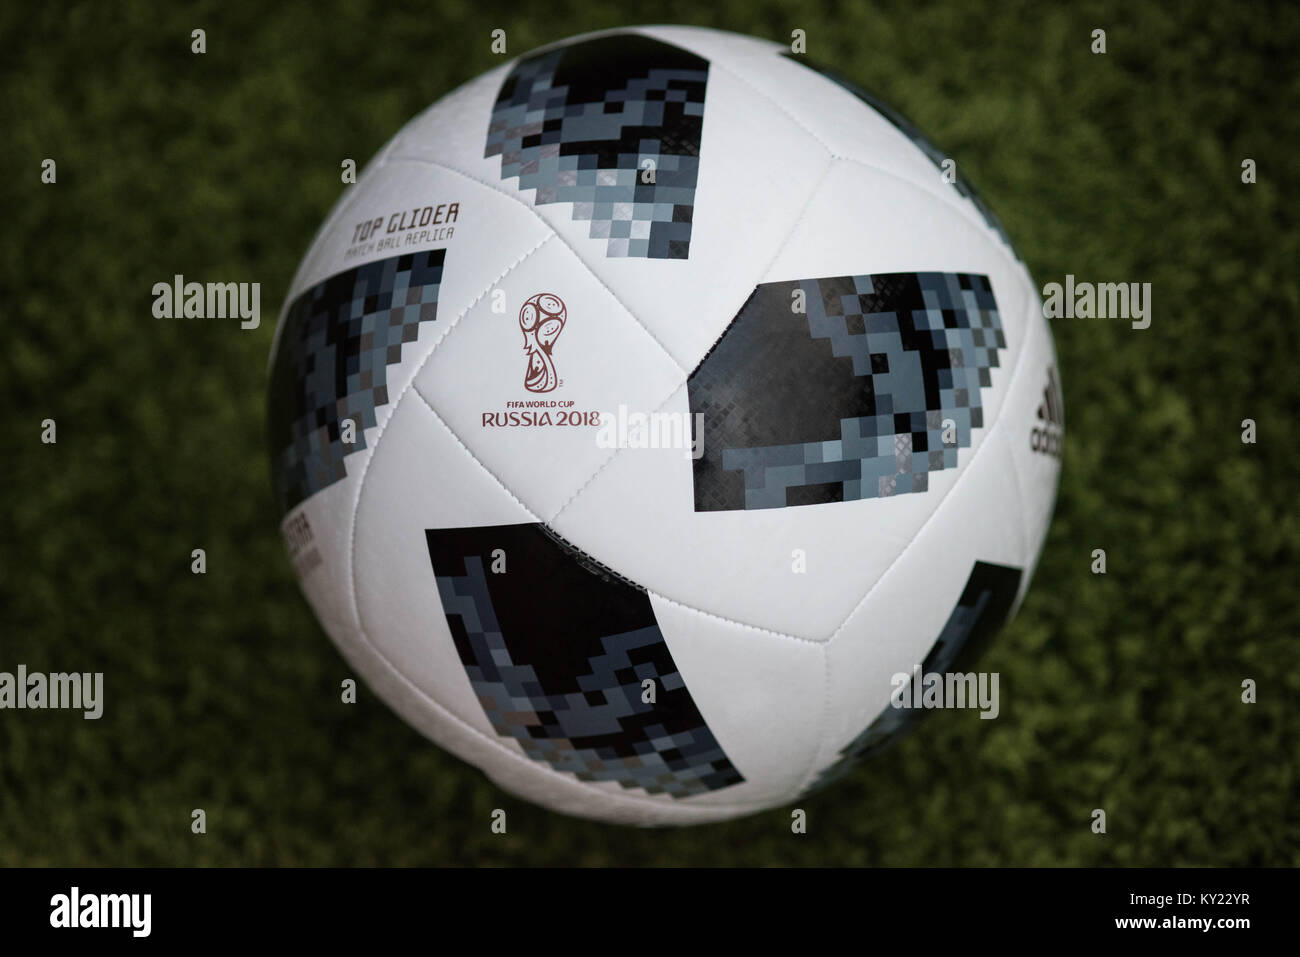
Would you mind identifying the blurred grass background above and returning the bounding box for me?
[2,0,1297,865]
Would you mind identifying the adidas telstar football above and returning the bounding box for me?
[267,25,1062,826]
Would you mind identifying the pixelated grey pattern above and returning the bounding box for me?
[268,249,444,515]
[435,556,741,797]
[485,37,707,259]
[692,271,1004,511]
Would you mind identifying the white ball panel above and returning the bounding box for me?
[412,236,684,521]
[269,166,562,743]
[646,594,826,806]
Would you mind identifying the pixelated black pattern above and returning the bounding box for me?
[426,522,744,798]
[268,249,444,515]
[783,53,1019,258]
[689,271,1005,511]
[485,34,708,259]
[811,560,1023,790]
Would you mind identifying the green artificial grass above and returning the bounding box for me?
[2,0,1297,865]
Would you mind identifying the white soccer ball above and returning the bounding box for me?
[267,25,1062,825]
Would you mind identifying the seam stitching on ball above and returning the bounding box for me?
[646,590,822,646]
[546,155,837,530]
[408,383,544,521]
[792,641,835,797]
[715,59,839,158]
[717,58,1028,278]
[404,384,815,646]
[346,233,555,631]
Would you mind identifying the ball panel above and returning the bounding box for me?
[265,166,565,756]
[781,55,1021,261]
[268,246,446,516]
[819,421,1029,782]
[411,235,684,521]
[815,558,1024,790]
[647,593,827,808]
[276,476,367,671]
[483,33,709,261]
[318,591,754,826]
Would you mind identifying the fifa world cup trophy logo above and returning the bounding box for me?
[519,293,566,393]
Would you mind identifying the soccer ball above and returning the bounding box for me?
[267,25,1062,825]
